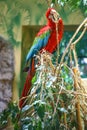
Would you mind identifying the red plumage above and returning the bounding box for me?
[43,18,63,53]
[19,8,64,108]
[19,59,35,108]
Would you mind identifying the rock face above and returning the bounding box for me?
[0,36,14,113]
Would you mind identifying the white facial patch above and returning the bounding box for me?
[51,9,57,13]
[49,9,60,23]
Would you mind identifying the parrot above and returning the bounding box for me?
[19,8,64,108]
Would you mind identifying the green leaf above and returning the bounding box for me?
[52,0,55,4]
[32,75,36,84]
[36,120,42,130]
[66,84,72,90]
[37,104,45,120]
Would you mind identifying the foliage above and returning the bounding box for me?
[0,52,75,130]
[0,102,20,130]
[51,0,87,16]
[20,52,75,130]
[1,49,86,129]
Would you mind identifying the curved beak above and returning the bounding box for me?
[52,12,60,23]
[49,9,60,23]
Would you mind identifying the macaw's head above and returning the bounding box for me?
[46,8,60,23]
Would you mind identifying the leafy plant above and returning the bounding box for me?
[0,51,75,130]
[19,51,75,130]
[0,102,20,130]
[0,12,87,130]
[0,48,87,129]
[49,0,87,16]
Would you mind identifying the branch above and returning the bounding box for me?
[60,18,87,64]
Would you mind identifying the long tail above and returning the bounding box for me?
[19,59,35,108]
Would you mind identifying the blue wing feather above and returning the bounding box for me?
[26,29,51,62]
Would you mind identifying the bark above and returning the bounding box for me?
[0,36,14,113]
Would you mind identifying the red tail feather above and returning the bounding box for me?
[19,59,35,108]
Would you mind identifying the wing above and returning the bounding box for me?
[26,28,51,62]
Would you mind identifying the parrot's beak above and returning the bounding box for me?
[53,12,60,23]
[49,9,60,23]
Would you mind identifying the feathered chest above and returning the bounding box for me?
[43,28,59,53]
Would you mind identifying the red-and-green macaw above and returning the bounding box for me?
[19,8,64,108]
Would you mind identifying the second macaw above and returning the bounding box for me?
[19,8,64,108]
